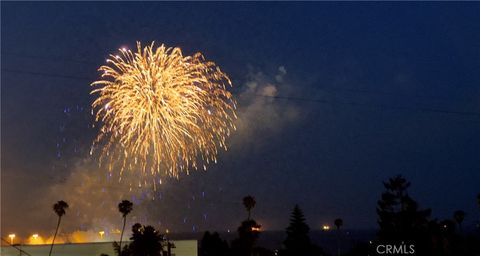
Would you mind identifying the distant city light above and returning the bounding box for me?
[322,225,331,231]
[251,226,261,232]
[8,234,15,244]
[99,231,105,239]
[32,234,38,239]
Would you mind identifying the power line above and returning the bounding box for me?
[0,237,33,256]
[5,52,480,103]
[251,94,480,117]
[3,53,100,65]
[3,68,480,118]
[2,68,93,81]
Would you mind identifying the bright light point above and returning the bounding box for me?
[32,234,38,239]
[322,225,331,231]
[251,226,261,232]
[99,231,105,239]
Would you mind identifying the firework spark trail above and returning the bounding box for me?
[91,42,236,180]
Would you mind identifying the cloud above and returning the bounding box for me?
[233,65,300,141]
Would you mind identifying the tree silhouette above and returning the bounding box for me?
[453,210,465,233]
[49,200,69,256]
[231,196,264,256]
[334,218,343,230]
[376,175,431,254]
[114,223,166,256]
[231,219,262,256]
[200,231,229,256]
[477,193,480,208]
[243,196,256,220]
[477,193,480,226]
[129,224,164,256]
[281,205,323,256]
[118,200,133,255]
[334,218,343,256]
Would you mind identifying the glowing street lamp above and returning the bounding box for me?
[8,234,15,244]
[322,225,331,231]
[99,231,105,239]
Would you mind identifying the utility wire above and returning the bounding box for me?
[5,52,480,103]
[2,68,480,118]
[0,237,33,256]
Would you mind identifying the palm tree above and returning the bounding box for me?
[334,218,343,230]
[477,193,480,208]
[334,218,343,256]
[243,195,256,220]
[49,200,69,256]
[118,200,133,255]
[453,210,465,233]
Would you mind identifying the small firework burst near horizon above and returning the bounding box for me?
[91,42,237,183]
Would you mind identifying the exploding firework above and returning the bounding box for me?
[91,42,236,180]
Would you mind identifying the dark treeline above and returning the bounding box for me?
[199,175,480,256]
[89,175,479,256]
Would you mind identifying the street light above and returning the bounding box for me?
[8,234,15,244]
[32,234,39,240]
[99,231,105,239]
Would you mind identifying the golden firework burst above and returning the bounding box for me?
[91,42,236,179]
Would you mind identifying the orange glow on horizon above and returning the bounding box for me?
[28,234,45,245]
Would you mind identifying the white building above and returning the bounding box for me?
[0,240,197,256]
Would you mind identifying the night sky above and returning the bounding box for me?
[2,2,480,238]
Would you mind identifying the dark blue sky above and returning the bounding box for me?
[2,2,480,237]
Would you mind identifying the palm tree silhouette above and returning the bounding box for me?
[334,218,343,230]
[49,200,69,256]
[334,218,343,256]
[477,193,480,208]
[453,210,465,233]
[243,195,256,220]
[118,200,133,255]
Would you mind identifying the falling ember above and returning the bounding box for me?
[91,42,237,179]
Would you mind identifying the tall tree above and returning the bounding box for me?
[128,224,164,256]
[334,218,343,256]
[453,210,465,233]
[232,196,262,256]
[334,218,343,230]
[243,196,256,220]
[477,193,480,208]
[231,220,261,256]
[200,231,229,256]
[114,223,166,256]
[118,200,133,256]
[281,205,323,256]
[49,200,69,256]
[376,175,431,253]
